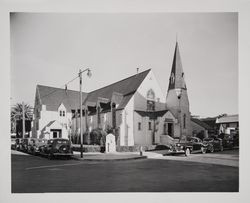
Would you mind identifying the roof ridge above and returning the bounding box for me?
[37,84,86,94]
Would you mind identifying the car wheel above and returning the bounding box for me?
[201,147,206,154]
[210,146,214,153]
[185,148,191,156]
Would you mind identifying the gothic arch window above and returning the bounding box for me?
[111,102,116,128]
[147,89,155,111]
[183,114,186,129]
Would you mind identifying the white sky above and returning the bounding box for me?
[10,12,238,117]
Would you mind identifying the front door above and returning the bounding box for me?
[51,129,62,139]
[168,123,172,137]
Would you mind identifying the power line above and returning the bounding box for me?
[14,72,82,106]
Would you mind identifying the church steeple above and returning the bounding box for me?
[166,41,191,138]
[168,42,187,91]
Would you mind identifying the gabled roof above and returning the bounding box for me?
[216,114,239,124]
[84,69,151,108]
[37,85,88,112]
[36,69,151,112]
[191,118,213,130]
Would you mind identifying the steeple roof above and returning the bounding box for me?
[168,42,187,91]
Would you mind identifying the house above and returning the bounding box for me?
[216,114,239,135]
[32,41,192,146]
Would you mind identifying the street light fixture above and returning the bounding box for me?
[79,68,92,158]
[175,88,182,141]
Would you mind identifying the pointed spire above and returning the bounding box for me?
[168,41,187,91]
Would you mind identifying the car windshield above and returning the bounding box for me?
[55,140,69,144]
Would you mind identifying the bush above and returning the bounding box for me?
[116,145,156,152]
[72,144,101,152]
[89,128,107,145]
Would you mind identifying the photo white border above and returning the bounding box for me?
[1,0,249,203]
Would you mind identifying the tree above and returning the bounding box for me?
[11,103,33,135]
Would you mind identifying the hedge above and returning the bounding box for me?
[72,144,102,152]
[116,145,156,152]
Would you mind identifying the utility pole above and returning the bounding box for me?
[22,102,26,138]
[79,68,92,158]
[79,69,83,158]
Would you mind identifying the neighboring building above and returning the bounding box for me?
[216,114,239,135]
[32,41,192,146]
[191,117,213,139]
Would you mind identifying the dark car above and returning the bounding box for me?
[20,138,33,152]
[169,137,208,156]
[39,138,73,159]
[218,133,234,149]
[203,137,223,152]
[15,138,23,151]
[11,137,16,150]
[28,138,47,155]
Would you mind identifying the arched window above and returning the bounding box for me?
[112,102,116,128]
[147,89,155,100]
[183,114,186,129]
[146,89,155,111]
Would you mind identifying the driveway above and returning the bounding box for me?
[151,149,239,167]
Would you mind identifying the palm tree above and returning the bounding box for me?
[11,103,33,136]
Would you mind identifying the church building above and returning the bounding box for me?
[32,42,192,147]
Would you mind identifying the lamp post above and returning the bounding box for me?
[175,88,182,141]
[79,68,92,158]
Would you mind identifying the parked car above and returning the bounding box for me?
[15,138,23,151]
[20,138,34,152]
[11,138,16,150]
[169,137,208,156]
[203,137,223,152]
[218,133,234,149]
[29,138,47,155]
[39,138,73,159]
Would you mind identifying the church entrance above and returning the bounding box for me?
[168,123,173,137]
[163,121,174,137]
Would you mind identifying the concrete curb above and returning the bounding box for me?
[71,155,147,162]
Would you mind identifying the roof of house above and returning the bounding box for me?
[191,118,213,130]
[36,69,151,112]
[37,85,88,112]
[216,114,239,124]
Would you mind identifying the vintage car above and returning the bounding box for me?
[15,138,23,151]
[169,137,208,156]
[28,138,47,155]
[203,137,223,152]
[39,138,73,159]
[20,138,34,152]
[218,133,234,149]
[11,137,16,150]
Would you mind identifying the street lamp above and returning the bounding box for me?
[175,88,182,141]
[79,68,92,158]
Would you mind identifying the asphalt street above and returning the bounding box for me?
[11,150,239,193]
